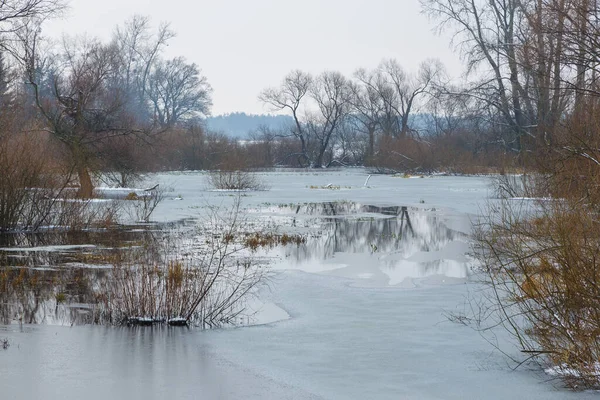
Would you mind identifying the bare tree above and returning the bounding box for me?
[260,70,351,168]
[0,51,14,107]
[334,118,369,165]
[12,16,213,196]
[421,0,571,153]
[378,58,443,138]
[23,35,138,197]
[112,15,175,119]
[434,1,600,389]
[306,71,351,167]
[348,69,385,160]
[0,1,64,35]
[259,70,313,166]
[147,57,212,128]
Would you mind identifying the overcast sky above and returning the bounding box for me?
[44,0,463,116]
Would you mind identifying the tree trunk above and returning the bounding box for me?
[400,114,410,138]
[314,150,324,169]
[367,126,375,161]
[71,144,93,198]
[77,166,93,198]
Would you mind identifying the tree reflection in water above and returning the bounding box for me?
[265,202,470,281]
[0,203,471,325]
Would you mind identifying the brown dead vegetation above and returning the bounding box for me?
[243,232,305,251]
[472,101,600,389]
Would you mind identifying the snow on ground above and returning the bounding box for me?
[0,169,595,399]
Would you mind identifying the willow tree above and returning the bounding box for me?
[23,34,138,197]
[19,16,212,197]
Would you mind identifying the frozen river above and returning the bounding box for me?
[0,170,596,399]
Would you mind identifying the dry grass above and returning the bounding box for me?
[0,266,98,325]
[243,232,305,251]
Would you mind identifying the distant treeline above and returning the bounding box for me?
[205,113,293,139]
[205,112,434,140]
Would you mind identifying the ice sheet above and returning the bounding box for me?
[1,170,590,399]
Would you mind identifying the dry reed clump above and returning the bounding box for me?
[243,232,305,251]
[307,185,352,190]
[474,197,600,389]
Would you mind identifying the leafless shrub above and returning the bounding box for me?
[125,185,166,223]
[58,197,122,230]
[94,135,147,188]
[0,130,103,231]
[97,170,145,189]
[99,200,267,327]
[471,196,600,389]
[0,124,124,232]
[207,170,268,191]
[0,131,54,231]
[491,173,550,199]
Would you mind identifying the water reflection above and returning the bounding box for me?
[0,203,472,325]
[0,223,180,326]
[259,202,471,285]
[0,215,267,327]
[0,325,275,400]
[0,229,155,269]
[0,266,106,325]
